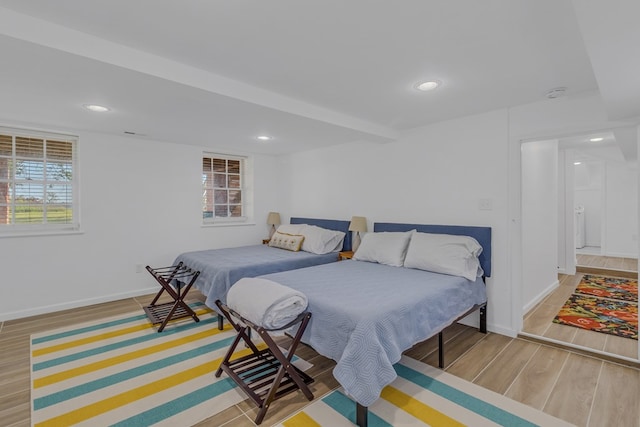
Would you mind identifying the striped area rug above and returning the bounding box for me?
[277,355,574,427]
[31,303,307,427]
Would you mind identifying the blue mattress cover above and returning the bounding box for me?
[174,245,338,308]
[262,260,487,407]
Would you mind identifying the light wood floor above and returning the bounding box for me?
[576,254,638,279]
[2,292,639,427]
[523,255,638,361]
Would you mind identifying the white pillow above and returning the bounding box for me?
[276,224,305,235]
[353,231,414,267]
[403,232,483,281]
[299,224,346,254]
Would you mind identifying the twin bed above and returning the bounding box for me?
[173,218,491,427]
[173,217,352,309]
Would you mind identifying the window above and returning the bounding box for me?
[0,127,78,234]
[202,153,246,223]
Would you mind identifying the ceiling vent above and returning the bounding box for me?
[545,87,567,99]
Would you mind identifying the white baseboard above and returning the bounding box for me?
[523,279,560,315]
[0,287,158,322]
[457,311,517,338]
[604,251,638,259]
[488,324,518,338]
[458,318,517,338]
[557,266,576,275]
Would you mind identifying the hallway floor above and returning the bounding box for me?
[522,255,638,361]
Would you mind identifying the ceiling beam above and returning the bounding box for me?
[0,6,398,143]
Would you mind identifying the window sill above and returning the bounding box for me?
[0,229,85,239]
[201,222,256,228]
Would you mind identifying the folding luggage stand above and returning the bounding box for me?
[215,300,314,425]
[144,262,201,332]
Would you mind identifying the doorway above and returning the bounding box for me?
[519,129,638,361]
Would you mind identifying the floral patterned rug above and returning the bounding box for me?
[554,275,638,340]
[574,274,638,302]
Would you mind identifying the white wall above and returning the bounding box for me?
[572,157,638,257]
[557,150,575,275]
[574,161,603,247]
[0,129,280,320]
[282,109,512,335]
[521,140,560,311]
[604,161,638,257]
[558,150,567,267]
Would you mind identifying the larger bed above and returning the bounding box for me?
[259,222,491,426]
[173,217,351,309]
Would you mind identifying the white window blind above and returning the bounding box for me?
[202,153,246,223]
[0,127,79,234]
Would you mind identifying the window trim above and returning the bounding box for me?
[0,126,80,237]
[202,152,251,225]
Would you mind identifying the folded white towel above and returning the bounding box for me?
[227,277,308,330]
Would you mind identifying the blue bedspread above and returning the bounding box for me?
[262,260,487,407]
[174,245,338,308]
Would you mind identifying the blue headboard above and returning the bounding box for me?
[290,217,352,251]
[374,222,492,277]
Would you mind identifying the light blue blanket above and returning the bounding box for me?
[262,260,487,407]
[174,245,338,308]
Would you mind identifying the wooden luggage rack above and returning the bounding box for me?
[144,262,201,332]
[215,300,314,425]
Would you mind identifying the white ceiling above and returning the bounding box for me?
[0,0,638,155]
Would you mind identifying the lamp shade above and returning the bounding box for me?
[348,216,367,232]
[267,212,281,226]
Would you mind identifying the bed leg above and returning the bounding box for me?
[480,304,487,334]
[438,332,444,368]
[356,403,368,427]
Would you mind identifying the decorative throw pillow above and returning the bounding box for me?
[268,231,305,251]
[403,232,483,281]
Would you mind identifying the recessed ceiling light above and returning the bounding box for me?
[83,104,110,112]
[574,162,582,165]
[589,137,604,142]
[256,135,272,141]
[415,80,441,91]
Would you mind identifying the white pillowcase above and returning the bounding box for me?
[276,224,345,254]
[299,224,346,254]
[353,231,415,267]
[403,232,483,281]
[275,224,305,235]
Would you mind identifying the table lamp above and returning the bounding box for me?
[348,216,367,252]
[267,212,281,238]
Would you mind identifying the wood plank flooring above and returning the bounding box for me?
[576,254,638,273]
[2,292,639,427]
[576,254,638,279]
[523,255,638,361]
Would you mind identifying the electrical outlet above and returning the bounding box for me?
[478,198,493,211]
[136,264,144,273]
